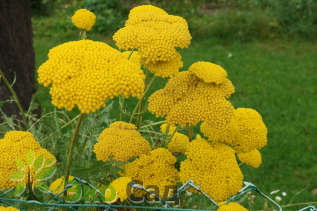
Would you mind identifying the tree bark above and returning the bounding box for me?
[0,0,35,120]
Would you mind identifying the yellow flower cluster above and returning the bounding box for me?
[200,108,267,153]
[168,132,189,154]
[71,9,96,31]
[148,62,235,127]
[180,139,243,202]
[189,62,227,84]
[123,148,179,198]
[0,131,55,190]
[0,207,19,211]
[93,121,151,162]
[237,149,262,168]
[38,40,145,113]
[113,5,191,77]
[106,177,132,202]
[218,202,248,211]
[143,52,183,78]
[49,176,75,196]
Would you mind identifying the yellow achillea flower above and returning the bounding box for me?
[237,149,262,168]
[200,108,267,153]
[168,132,189,154]
[218,202,248,211]
[38,40,145,113]
[128,5,167,17]
[180,139,243,202]
[123,148,179,198]
[160,123,177,135]
[106,177,132,202]
[71,9,96,31]
[0,206,19,211]
[189,62,227,84]
[148,62,235,128]
[113,5,191,77]
[94,121,151,162]
[49,176,75,196]
[0,131,55,190]
[122,51,142,67]
[143,52,183,78]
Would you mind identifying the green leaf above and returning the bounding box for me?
[34,154,44,173]
[26,150,35,166]
[44,158,56,167]
[16,158,25,171]
[35,166,56,181]
[9,171,25,181]
[13,182,26,196]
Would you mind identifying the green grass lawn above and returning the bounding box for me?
[32,16,317,210]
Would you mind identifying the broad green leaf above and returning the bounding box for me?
[9,171,25,181]
[34,154,44,173]
[35,166,56,181]
[16,158,25,171]
[26,150,35,166]
[45,158,56,167]
[13,182,26,196]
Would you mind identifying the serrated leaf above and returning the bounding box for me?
[35,166,56,181]
[26,150,35,166]
[9,171,25,181]
[34,154,44,173]
[44,158,56,167]
[16,158,25,171]
[14,182,26,196]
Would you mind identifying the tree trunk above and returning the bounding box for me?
[0,0,35,121]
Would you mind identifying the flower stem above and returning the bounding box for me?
[130,73,156,127]
[119,95,125,121]
[0,68,28,128]
[188,125,193,142]
[64,113,84,190]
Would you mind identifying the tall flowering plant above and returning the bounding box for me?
[0,5,271,211]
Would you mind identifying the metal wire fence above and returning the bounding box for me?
[1,177,312,211]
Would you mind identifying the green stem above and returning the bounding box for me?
[139,120,165,129]
[188,125,193,142]
[64,113,84,191]
[129,74,156,126]
[0,68,28,128]
[80,30,87,40]
[119,95,125,121]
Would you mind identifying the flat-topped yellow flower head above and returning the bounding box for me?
[148,63,235,128]
[201,108,267,153]
[113,5,191,77]
[180,139,243,202]
[237,149,262,168]
[38,40,145,113]
[94,121,151,162]
[168,132,189,154]
[72,9,96,31]
[123,148,179,198]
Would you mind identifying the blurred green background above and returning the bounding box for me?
[32,0,317,40]
[29,0,317,210]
